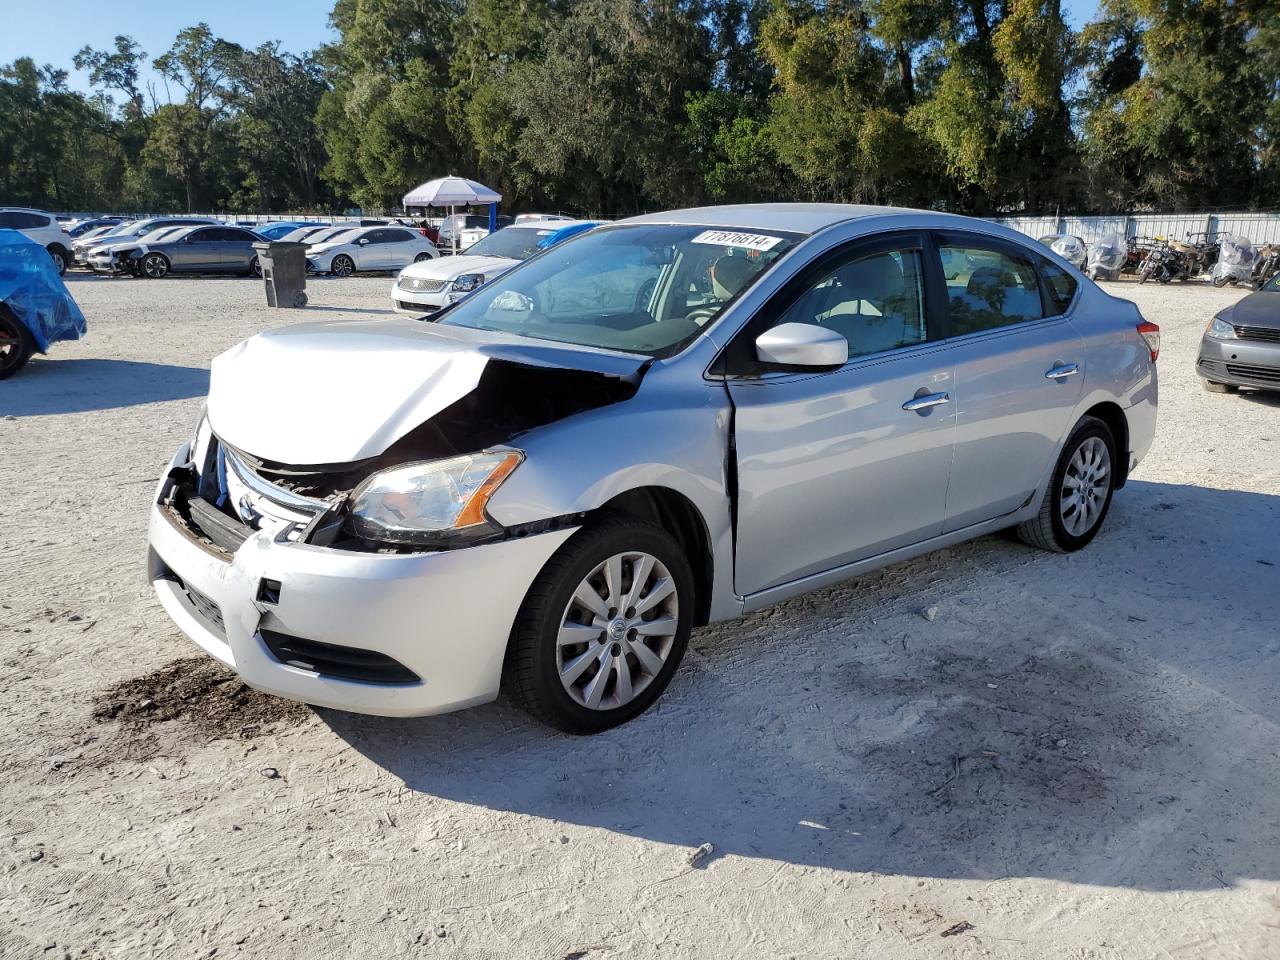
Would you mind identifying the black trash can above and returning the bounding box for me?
[253,241,309,308]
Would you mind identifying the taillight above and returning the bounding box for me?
[1136,320,1160,362]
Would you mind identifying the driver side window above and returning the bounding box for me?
[769,248,928,359]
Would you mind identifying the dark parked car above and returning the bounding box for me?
[120,225,267,278]
[1197,272,1280,393]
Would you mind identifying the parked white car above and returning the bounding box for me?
[0,208,72,274]
[392,220,597,313]
[306,225,439,276]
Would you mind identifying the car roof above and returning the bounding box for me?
[620,203,925,235]
[508,219,596,232]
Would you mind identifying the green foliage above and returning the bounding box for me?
[1,2,1278,216]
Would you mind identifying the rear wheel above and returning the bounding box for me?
[1202,380,1238,394]
[46,245,67,275]
[506,518,694,734]
[0,305,35,380]
[413,252,430,263]
[140,253,170,279]
[330,255,355,278]
[1017,416,1117,553]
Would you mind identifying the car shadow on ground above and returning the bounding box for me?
[323,479,1280,892]
[1,358,209,415]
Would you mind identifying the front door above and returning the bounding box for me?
[724,236,957,596]
[174,228,222,271]
[931,233,1086,530]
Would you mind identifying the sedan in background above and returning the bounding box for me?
[306,225,438,277]
[1197,272,1280,393]
[75,217,218,265]
[392,220,599,313]
[116,225,266,278]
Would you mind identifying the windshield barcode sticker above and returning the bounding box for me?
[691,230,782,251]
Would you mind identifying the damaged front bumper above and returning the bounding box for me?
[145,444,575,717]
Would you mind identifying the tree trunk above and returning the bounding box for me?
[186,175,197,212]
[896,42,915,105]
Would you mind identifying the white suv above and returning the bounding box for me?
[0,208,72,274]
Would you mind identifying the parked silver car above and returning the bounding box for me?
[119,224,266,278]
[1196,271,1280,392]
[147,204,1159,732]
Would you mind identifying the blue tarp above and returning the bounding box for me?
[0,228,87,353]
[537,221,603,250]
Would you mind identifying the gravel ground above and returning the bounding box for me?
[1,271,1278,960]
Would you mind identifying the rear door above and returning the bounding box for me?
[215,228,259,270]
[930,232,1085,531]
[378,228,418,269]
[723,232,957,597]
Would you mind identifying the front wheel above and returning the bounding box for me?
[1203,380,1238,394]
[1017,417,1117,553]
[249,256,262,278]
[140,253,170,279]
[330,255,355,278]
[506,518,695,734]
[0,305,35,380]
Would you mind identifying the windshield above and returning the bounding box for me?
[138,227,189,243]
[1265,273,1280,293]
[463,227,559,261]
[438,224,800,357]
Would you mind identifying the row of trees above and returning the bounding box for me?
[1,0,1277,217]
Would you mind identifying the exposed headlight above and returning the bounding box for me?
[348,451,523,544]
[451,273,486,293]
[1207,315,1237,339]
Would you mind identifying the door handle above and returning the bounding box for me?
[902,391,951,412]
[1045,363,1079,380]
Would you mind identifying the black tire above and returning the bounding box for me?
[46,245,68,275]
[0,305,35,380]
[249,256,262,278]
[1202,380,1237,394]
[1017,416,1117,554]
[330,255,355,278]
[140,253,170,279]
[1212,275,1229,288]
[506,517,695,734]
[413,252,430,263]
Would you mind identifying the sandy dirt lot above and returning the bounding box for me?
[1,271,1278,960]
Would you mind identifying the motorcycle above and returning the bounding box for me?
[1210,234,1256,287]
[1251,244,1279,289]
[1138,241,1185,283]
[1086,232,1128,282]
[1047,235,1087,269]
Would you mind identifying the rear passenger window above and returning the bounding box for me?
[1039,258,1077,315]
[939,244,1043,334]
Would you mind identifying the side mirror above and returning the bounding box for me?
[358,238,369,245]
[755,322,848,368]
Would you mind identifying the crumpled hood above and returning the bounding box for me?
[398,254,517,282]
[206,317,647,465]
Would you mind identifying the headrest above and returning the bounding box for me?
[833,253,905,302]
[710,254,758,299]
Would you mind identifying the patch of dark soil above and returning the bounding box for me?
[94,657,311,741]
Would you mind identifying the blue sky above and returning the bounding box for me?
[5,0,1102,99]
[0,0,339,97]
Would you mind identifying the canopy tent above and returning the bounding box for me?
[402,177,503,253]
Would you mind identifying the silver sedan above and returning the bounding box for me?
[146,204,1159,733]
